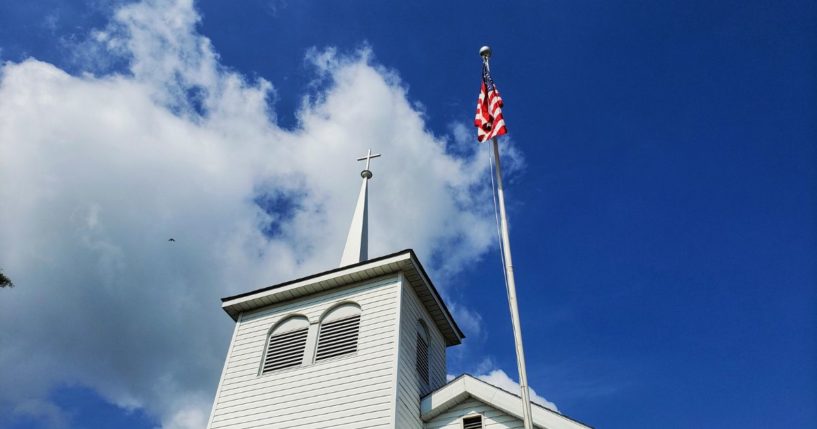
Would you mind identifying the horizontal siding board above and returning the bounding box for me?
[216,399,392,428]
[216,369,394,412]
[230,302,397,352]
[213,384,394,425]
[227,331,391,371]
[222,331,396,385]
[220,338,396,392]
[209,276,401,429]
[239,276,397,325]
[234,284,396,338]
[218,350,395,399]
[425,398,524,429]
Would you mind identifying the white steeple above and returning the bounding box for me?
[340,149,380,267]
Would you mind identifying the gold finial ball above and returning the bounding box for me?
[479,46,492,58]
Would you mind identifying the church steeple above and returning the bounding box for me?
[340,149,380,267]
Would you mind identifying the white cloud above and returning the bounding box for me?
[449,303,484,339]
[13,399,69,429]
[477,369,559,412]
[0,0,512,428]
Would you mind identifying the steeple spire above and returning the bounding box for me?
[340,149,381,267]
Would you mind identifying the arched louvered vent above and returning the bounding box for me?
[462,415,483,429]
[315,303,361,362]
[262,316,309,374]
[416,320,430,384]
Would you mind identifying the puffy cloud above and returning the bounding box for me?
[449,303,484,337]
[0,0,507,428]
[477,369,559,412]
[12,399,69,429]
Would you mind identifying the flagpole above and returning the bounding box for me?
[483,46,535,429]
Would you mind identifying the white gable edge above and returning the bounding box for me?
[221,250,464,346]
[420,375,592,429]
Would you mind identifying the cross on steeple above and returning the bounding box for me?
[341,149,382,267]
[357,149,381,179]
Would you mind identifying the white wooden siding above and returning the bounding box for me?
[394,280,448,428]
[425,398,524,429]
[208,275,401,429]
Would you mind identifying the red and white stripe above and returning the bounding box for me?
[474,78,507,142]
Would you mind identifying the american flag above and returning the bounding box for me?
[474,62,507,142]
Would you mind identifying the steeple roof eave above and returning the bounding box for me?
[220,249,465,346]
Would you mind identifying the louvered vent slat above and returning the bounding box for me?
[462,415,483,429]
[264,355,302,366]
[316,331,359,345]
[416,333,429,384]
[267,335,309,348]
[323,316,360,328]
[262,328,308,373]
[315,315,360,362]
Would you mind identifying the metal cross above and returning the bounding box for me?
[356,149,381,171]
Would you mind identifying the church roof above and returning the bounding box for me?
[220,249,465,346]
[421,374,593,429]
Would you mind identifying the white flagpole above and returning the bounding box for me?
[482,46,535,429]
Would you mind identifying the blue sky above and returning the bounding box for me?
[0,1,815,428]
